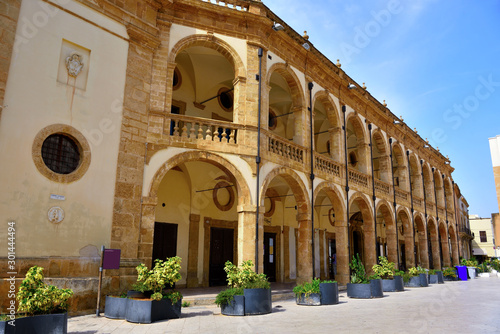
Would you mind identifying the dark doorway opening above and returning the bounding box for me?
[209,227,234,286]
[329,239,336,280]
[264,232,277,282]
[152,222,178,265]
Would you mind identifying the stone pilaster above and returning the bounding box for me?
[334,220,349,285]
[187,214,200,287]
[111,26,160,259]
[296,214,312,284]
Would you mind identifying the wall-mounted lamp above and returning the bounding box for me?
[348,83,356,89]
[302,42,310,50]
[272,22,284,31]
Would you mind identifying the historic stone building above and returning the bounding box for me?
[0,0,470,313]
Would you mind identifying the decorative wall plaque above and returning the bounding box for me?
[48,206,65,224]
[65,53,84,77]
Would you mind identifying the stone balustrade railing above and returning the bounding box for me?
[374,179,391,196]
[167,114,240,143]
[315,153,341,178]
[348,168,369,190]
[201,0,249,11]
[267,133,304,164]
[395,188,409,202]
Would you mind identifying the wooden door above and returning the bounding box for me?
[152,222,178,264]
[209,227,234,286]
[264,232,277,282]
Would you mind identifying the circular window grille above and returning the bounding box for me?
[217,88,233,112]
[32,124,91,183]
[41,134,80,174]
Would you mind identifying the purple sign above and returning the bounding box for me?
[103,249,121,269]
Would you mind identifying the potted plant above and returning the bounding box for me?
[346,254,383,298]
[293,278,339,306]
[372,256,404,292]
[125,256,183,323]
[215,260,271,316]
[442,267,458,281]
[0,266,73,334]
[104,291,128,319]
[404,266,428,287]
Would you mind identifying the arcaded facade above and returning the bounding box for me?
[0,0,470,313]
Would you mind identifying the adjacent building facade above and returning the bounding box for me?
[0,0,469,313]
[469,215,497,261]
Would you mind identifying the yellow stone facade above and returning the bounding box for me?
[0,0,469,314]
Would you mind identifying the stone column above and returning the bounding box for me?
[296,213,312,284]
[283,225,291,282]
[293,106,306,146]
[319,229,326,279]
[430,229,442,269]
[187,214,200,287]
[137,197,157,265]
[386,227,398,265]
[335,219,349,285]
[441,232,451,267]
[363,219,377,274]
[237,204,264,272]
[329,127,342,162]
[418,232,430,268]
[405,233,415,268]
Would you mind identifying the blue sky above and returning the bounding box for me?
[266,0,500,218]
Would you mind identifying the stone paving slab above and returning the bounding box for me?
[68,277,500,334]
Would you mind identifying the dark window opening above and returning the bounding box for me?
[480,231,487,242]
[41,134,80,174]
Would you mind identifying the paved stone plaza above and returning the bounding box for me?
[68,277,500,333]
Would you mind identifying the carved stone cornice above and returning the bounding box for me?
[127,24,161,51]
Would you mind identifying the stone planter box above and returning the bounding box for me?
[347,280,383,298]
[443,276,458,281]
[436,271,445,284]
[404,276,421,287]
[429,274,439,284]
[319,282,339,305]
[221,295,245,316]
[296,293,321,306]
[125,298,181,324]
[382,276,404,292]
[244,288,272,315]
[104,296,128,319]
[295,282,339,306]
[0,313,68,334]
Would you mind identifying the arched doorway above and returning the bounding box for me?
[349,193,375,272]
[260,167,310,284]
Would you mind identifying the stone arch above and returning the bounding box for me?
[349,192,376,271]
[260,166,311,283]
[375,200,397,264]
[312,90,341,128]
[372,129,391,183]
[266,62,305,109]
[414,213,429,268]
[168,34,245,78]
[408,153,423,198]
[433,168,445,208]
[392,141,409,191]
[422,161,434,202]
[427,217,440,269]
[346,113,369,173]
[438,220,451,267]
[148,150,251,204]
[448,223,459,265]
[396,206,414,269]
[313,182,348,284]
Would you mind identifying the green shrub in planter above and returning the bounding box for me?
[17,266,73,316]
[349,254,369,284]
[372,256,395,279]
[134,257,182,301]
